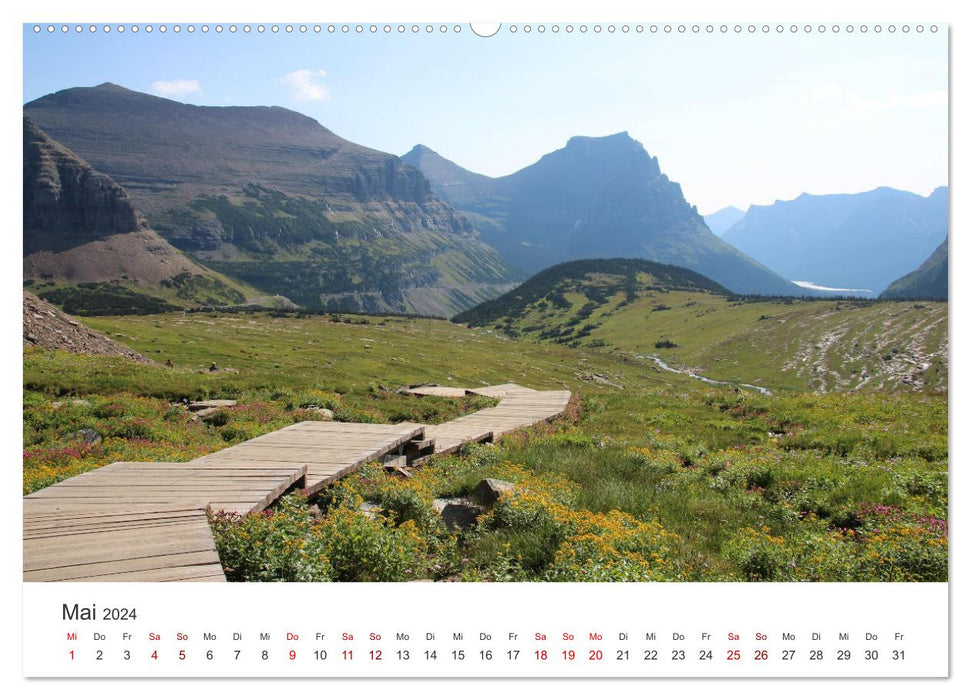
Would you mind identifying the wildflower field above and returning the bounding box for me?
[23,310,948,582]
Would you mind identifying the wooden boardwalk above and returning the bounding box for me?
[23,383,570,582]
[419,384,572,456]
[190,422,424,498]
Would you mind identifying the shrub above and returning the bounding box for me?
[209,495,333,582]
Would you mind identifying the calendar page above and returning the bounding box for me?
[15,0,956,691]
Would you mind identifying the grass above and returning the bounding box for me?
[23,310,947,582]
[454,267,948,393]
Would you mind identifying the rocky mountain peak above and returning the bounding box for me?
[536,131,662,181]
[23,117,143,235]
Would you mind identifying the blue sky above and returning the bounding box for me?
[23,23,947,213]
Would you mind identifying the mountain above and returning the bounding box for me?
[23,117,249,313]
[703,206,746,237]
[402,134,804,296]
[401,144,496,207]
[880,237,948,300]
[722,187,948,296]
[24,84,520,316]
[453,257,729,329]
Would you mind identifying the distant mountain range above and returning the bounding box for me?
[703,206,746,237]
[24,83,519,316]
[880,237,948,300]
[402,134,804,296]
[722,187,948,296]
[23,83,947,315]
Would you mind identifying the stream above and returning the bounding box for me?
[635,354,773,396]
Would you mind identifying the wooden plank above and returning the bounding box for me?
[60,565,228,583]
[400,385,469,397]
[23,384,569,581]
[25,551,224,582]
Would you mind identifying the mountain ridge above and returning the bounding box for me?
[722,186,948,295]
[704,205,746,237]
[25,83,520,316]
[402,135,806,296]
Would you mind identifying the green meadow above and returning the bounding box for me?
[454,262,948,394]
[23,309,947,582]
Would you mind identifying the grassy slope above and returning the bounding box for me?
[457,272,947,393]
[24,311,946,582]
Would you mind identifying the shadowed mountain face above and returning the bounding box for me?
[881,237,948,300]
[24,116,141,239]
[23,117,248,311]
[403,134,804,296]
[723,187,948,296]
[24,84,519,316]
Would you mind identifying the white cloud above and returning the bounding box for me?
[151,79,202,98]
[280,69,330,101]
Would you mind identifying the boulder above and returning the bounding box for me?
[187,399,237,411]
[306,406,334,420]
[472,478,515,506]
[359,502,383,520]
[439,500,485,530]
[68,428,102,446]
[52,399,90,408]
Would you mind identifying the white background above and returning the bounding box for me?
[2,0,965,698]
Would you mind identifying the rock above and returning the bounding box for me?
[359,502,383,520]
[436,499,485,530]
[472,478,515,506]
[306,406,334,420]
[432,497,464,513]
[67,428,102,446]
[194,407,222,419]
[187,399,237,411]
[22,291,152,363]
[578,372,624,388]
[52,399,90,408]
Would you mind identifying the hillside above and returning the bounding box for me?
[880,237,948,301]
[453,258,729,329]
[23,290,151,362]
[723,187,948,295]
[453,259,947,393]
[402,134,804,296]
[24,84,520,316]
[23,118,251,313]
